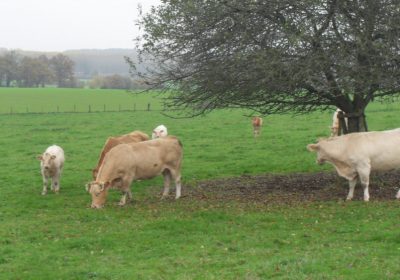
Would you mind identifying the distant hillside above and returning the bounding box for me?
[65,49,135,79]
[0,48,145,79]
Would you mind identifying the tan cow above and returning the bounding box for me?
[252,116,263,137]
[92,130,149,179]
[86,136,183,208]
[307,128,400,201]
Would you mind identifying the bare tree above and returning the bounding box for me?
[131,0,400,132]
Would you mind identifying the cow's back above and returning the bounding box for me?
[323,129,400,170]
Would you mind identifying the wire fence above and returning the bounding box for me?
[0,103,170,115]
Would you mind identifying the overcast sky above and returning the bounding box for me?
[0,0,161,52]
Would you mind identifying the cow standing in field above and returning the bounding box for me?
[330,108,348,137]
[92,130,149,179]
[307,128,400,201]
[252,117,263,138]
[86,136,183,209]
[152,124,168,139]
[37,145,65,195]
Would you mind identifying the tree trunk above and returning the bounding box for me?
[342,112,368,134]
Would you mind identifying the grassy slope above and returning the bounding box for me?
[1,88,400,279]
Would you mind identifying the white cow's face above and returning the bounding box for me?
[38,153,56,170]
[86,182,109,208]
[307,143,327,165]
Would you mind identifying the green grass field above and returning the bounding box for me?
[1,88,400,279]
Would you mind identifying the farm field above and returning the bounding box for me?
[1,88,400,279]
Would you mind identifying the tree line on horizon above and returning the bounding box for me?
[0,50,147,90]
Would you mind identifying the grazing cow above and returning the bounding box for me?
[37,145,65,195]
[86,136,183,208]
[252,117,263,137]
[152,124,168,139]
[307,128,400,201]
[92,130,149,179]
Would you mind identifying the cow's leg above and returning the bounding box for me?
[41,174,48,195]
[396,189,400,199]
[170,170,182,199]
[358,168,371,202]
[118,179,133,206]
[175,175,182,199]
[52,172,61,193]
[346,178,357,201]
[161,170,171,199]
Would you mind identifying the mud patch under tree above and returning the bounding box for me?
[181,171,400,204]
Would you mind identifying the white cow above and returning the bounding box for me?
[152,124,168,139]
[37,145,65,195]
[307,129,400,201]
[330,108,349,137]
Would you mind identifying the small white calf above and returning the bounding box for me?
[37,145,65,195]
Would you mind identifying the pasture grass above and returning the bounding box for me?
[1,88,400,279]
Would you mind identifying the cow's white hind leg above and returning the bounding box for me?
[346,178,357,201]
[396,189,400,199]
[52,172,61,193]
[175,175,182,199]
[358,170,371,202]
[42,176,48,195]
[161,170,172,199]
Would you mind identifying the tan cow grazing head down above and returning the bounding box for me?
[307,128,400,201]
[86,136,183,208]
[252,117,263,138]
[92,130,149,179]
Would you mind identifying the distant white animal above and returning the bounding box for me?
[152,124,168,139]
[37,145,65,195]
[330,108,348,137]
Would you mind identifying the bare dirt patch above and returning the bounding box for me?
[184,171,400,204]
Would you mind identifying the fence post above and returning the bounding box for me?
[147,103,151,111]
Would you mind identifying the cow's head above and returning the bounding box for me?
[37,153,56,170]
[152,125,168,139]
[85,181,110,209]
[307,143,327,165]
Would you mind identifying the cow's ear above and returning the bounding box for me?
[307,144,319,152]
[51,155,56,160]
[37,155,43,161]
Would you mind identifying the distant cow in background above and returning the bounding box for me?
[152,124,168,139]
[331,108,348,137]
[92,131,149,179]
[252,117,263,138]
[37,145,65,195]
